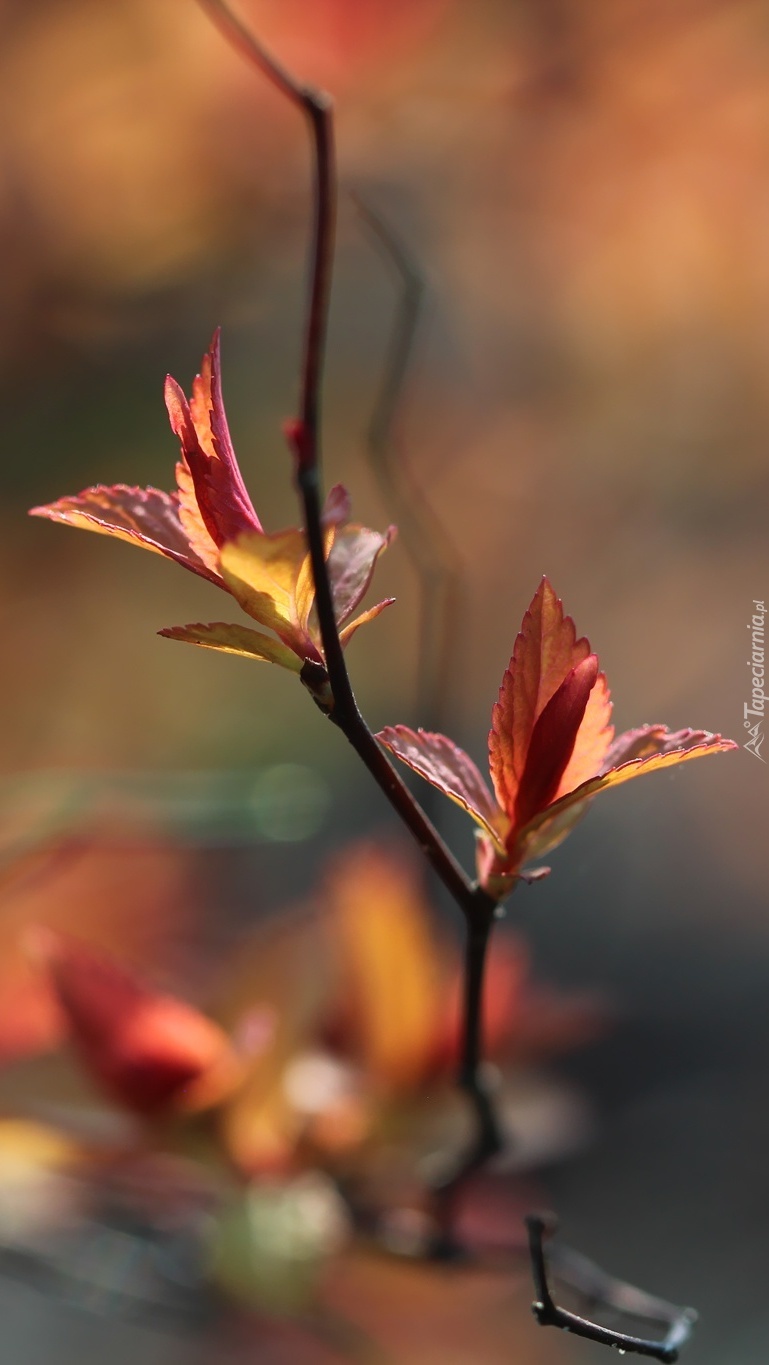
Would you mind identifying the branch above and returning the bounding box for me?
[196,1,492,921]
[197,0,348,703]
[526,1214,697,1362]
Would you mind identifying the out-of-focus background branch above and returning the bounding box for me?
[0,0,766,1361]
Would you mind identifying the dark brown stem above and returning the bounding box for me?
[318,649,491,919]
[300,101,334,448]
[459,906,495,1088]
[526,1214,697,1362]
[430,903,502,1256]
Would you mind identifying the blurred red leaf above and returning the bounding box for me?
[33,930,241,1118]
[0,839,197,1067]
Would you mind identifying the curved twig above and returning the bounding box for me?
[353,195,464,731]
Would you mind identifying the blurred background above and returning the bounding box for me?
[0,0,767,1360]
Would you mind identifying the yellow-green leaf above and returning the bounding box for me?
[159,621,302,671]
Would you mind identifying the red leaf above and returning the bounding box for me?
[164,330,262,548]
[488,578,591,820]
[601,724,713,771]
[513,655,598,829]
[322,483,352,526]
[377,726,502,843]
[327,524,396,627]
[518,730,738,859]
[29,485,222,586]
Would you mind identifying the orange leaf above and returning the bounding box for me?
[324,845,443,1092]
[221,1074,302,1177]
[174,460,221,573]
[602,723,710,769]
[556,671,614,798]
[216,911,332,1176]
[295,524,336,633]
[338,597,396,647]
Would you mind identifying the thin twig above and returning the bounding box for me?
[526,1214,697,1362]
[195,0,334,472]
[353,196,463,732]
